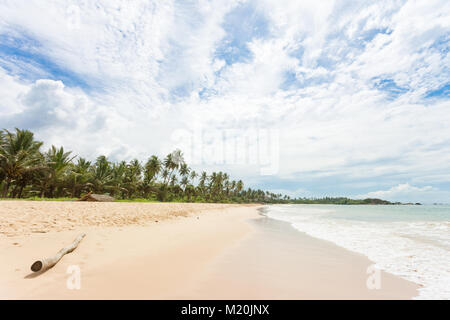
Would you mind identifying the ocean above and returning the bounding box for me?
[263,204,450,299]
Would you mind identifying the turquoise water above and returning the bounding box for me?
[264,204,450,300]
[311,204,450,222]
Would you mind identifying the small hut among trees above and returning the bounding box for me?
[79,192,115,202]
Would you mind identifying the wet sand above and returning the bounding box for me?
[184,213,419,299]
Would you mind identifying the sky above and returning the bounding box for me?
[0,0,449,203]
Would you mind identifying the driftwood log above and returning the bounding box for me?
[30,233,86,272]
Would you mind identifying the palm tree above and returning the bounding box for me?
[163,154,175,185]
[91,155,113,193]
[65,158,92,198]
[140,155,161,199]
[170,174,178,187]
[165,149,184,183]
[42,146,75,197]
[180,176,189,192]
[0,130,5,185]
[124,159,142,198]
[0,129,277,203]
[144,155,161,183]
[236,180,244,194]
[161,168,169,184]
[0,129,44,198]
[208,172,217,199]
[198,171,207,198]
[190,170,197,183]
[200,171,207,183]
[189,170,197,197]
[110,161,126,198]
[230,180,237,195]
[179,163,190,177]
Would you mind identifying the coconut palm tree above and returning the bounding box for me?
[140,155,161,198]
[170,174,178,187]
[42,146,75,197]
[190,170,197,183]
[236,180,243,192]
[124,159,142,198]
[91,155,113,193]
[180,175,189,192]
[144,155,161,183]
[65,158,92,198]
[179,163,190,177]
[163,154,175,185]
[0,128,277,203]
[161,168,169,184]
[0,131,5,187]
[109,161,127,198]
[197,171,207,198]
[0,129,44,198]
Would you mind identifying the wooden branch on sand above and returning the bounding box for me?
[30,233,86,273]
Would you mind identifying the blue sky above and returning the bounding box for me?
[0,0,449,203]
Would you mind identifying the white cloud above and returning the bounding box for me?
[266,187,312,199]
[356,183,450,204]
[0,67,28,115]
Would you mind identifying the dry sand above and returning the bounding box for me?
[0,201,244,237]
[0,201,419,299]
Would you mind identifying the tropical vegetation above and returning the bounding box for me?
[291,197,398,205]
[0,128,282,203]
[0,128,401,204]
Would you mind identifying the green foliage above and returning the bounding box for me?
[0,129,271,203]
[0,129,397,205]
[291,197,395,205]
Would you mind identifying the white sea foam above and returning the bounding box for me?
[264,205,450,299]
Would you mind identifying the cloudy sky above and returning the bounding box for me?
[0,0,449,203]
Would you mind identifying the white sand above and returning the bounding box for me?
[0,201,418,299]
[0,201,244,237]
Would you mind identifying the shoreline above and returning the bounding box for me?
[183,208,419,299]
[0,202,418,299]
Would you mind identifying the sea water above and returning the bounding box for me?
[263,204,450,299]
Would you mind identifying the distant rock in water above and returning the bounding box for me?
[79,192,115,202]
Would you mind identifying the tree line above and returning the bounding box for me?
[291,197,397,205]
[0,128,288,203]
[0,128,399,204]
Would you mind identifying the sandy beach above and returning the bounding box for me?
[0,201,418,299]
